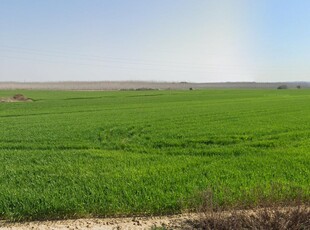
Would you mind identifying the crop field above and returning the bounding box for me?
[0,89,309,221]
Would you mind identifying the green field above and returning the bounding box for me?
[0,89,309,221]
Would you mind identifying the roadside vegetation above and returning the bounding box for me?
[0,89,309,221]
[189,206,310,230]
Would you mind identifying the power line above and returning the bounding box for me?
[0,45,306,75]
[0,45,213,69]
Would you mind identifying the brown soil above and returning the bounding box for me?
[0,213,198,230]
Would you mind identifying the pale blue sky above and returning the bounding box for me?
[0,0,310,82]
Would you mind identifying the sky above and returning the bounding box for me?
[1,0,310,83]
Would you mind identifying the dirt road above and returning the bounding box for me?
[0,213,199,230]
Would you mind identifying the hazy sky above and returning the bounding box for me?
[1,0,310,82]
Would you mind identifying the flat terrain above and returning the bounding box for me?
[0,89,309,221]
[0,81,309,90]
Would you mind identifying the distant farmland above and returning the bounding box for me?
[0,81,309,90]
[0,89,309,221]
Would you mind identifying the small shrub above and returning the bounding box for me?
[277,85,288,89]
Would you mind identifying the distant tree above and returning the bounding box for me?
[277,85,288,89]
[189,87,193,90]
[297,85,301,89]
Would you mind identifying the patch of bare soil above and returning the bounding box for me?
[0,206,309,230]
[0,213,197,230]
[0,94,32,103]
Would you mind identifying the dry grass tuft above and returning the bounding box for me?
[184,188,310,229]
[187,206,309,230]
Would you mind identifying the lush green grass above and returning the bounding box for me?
[0,89,309,220]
